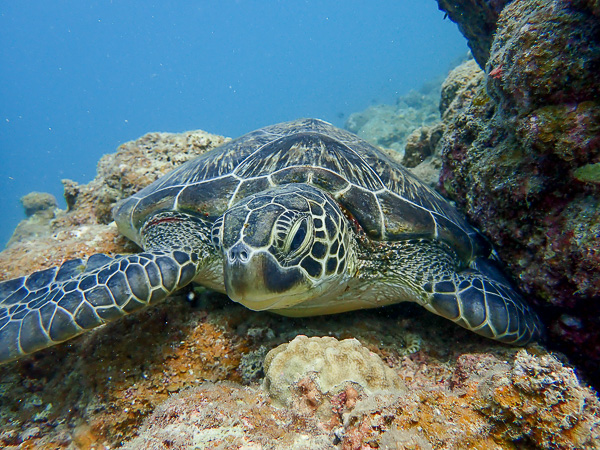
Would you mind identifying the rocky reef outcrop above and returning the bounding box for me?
[345,83,443,166]
[438,0,600,384]
[125,346,600,449]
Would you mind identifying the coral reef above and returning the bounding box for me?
[2,22,600,442]
[120,345,600,449]
[0,121,599,447]
[438,0,600,384]
[339,348,600,449]
[435,0,512,68]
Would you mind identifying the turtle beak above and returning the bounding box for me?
[224,243,305,310]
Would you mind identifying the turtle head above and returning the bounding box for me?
[211,183,356,311]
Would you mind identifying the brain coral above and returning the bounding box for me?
[263,335,405,408]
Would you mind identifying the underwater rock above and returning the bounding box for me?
[20,191,58,217]
[435,0,512,68]
[61,129,228,227]
[0,222,131,282]
[0,129,226,280]
[344,104,401,150]
[438,0,600,385]
[571,0,600,17]
[486,0,600,119]
[122,382,333,450]
[344,85,446,188]
[6,192,61,247]
[439,59,484,117]
[341,349,600,449]
[476,349,600,448]
[123,344,600,449]
[403,122,444,168]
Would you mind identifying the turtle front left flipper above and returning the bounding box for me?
[423,257,545,345]
[359,239,544,346]
[0,211,215,363]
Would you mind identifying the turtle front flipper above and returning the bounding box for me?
[0,248,202,363]
[423,258,544,345]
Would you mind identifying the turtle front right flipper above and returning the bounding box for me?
[0,249,200,363]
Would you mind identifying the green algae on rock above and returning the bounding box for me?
[574,163,600,184]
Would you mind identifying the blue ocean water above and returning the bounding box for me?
[0,1,467,247]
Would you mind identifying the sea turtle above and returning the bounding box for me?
[0,119,544,363]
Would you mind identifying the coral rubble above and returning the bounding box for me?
[116,342,600,449]
[123,382,333,450]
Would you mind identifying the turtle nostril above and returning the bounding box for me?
[228,243,251,263]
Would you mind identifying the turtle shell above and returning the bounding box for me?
[113,118,488,263]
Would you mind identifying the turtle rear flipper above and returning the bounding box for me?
[424,259,544,345]
[0,249,200,363]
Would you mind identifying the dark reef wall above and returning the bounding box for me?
[438,0,600,382]
[435,0,514,67]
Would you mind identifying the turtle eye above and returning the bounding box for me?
[283,217,312,257]
[290,221,307,252]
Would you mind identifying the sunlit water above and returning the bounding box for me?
[0,1,467,247]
